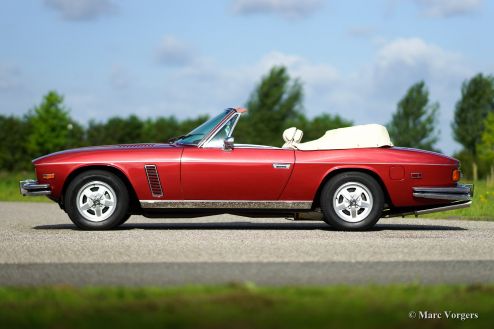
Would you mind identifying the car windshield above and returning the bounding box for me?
[176,110,230,145]
[204,114,238,148]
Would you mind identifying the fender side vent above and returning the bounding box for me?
[144,165,163,197]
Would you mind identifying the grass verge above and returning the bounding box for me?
[0,171,49,202]
[0,284,492,329]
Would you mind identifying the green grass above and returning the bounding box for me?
[418,180,494,221]
[0,171,48,202]
[0,284,492,329]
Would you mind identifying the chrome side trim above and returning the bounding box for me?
[235,144,280,149]
[413,184,473,201]
[387,201,472,218]
[140,200,313,209]
[34,160,455,166]
[19,179,51,196]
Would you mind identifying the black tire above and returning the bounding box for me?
[65,170,130,230]
[320,172,384,231]
[119,213,132,225]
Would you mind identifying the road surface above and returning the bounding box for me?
[1,202,493,285]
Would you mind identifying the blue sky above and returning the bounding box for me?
[0,0,493,154]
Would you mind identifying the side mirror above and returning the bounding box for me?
[224,137,234,151]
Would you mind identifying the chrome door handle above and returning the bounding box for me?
[273,163,291,169]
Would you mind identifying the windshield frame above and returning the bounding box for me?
[175,108,237,147]
[201,113,241,148]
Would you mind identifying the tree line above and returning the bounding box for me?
[0,66,493,180]
[0,67,351,171]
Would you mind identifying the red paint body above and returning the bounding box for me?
[33,142,459,211]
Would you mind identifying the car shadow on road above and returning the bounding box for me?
[33,221,466,231]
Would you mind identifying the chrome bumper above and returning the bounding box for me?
[413,184,474,201]
[387,200,472,218]
[19,179,51,196]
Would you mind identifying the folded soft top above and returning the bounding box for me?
[282,124,393,150]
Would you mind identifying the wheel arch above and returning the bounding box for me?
[312,167,392,209]
[60,165,140,213]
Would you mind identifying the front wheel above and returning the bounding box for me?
[320,172,384,230]
[65,170,130,230]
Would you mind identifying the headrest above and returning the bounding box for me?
[283,127,303,143]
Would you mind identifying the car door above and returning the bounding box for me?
[180,146,295,200]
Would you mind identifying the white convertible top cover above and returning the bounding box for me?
[285,124,393,150]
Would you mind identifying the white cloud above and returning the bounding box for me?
[44,0,117,21]
[231,0,324,19]
[155,35,196,67]
[413,0,483,17]
[372,37,467,92]
[257,51,339,95]
[336,37,471,152]
[142,50,339,120]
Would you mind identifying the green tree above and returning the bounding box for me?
[141,117,181,142]
[387,81,439,151]
[479,112,494,182]
[87,115,143,145]
[26,91,83,158]
[87,115,209,145]
[237,66,303,146]
[0,115,31,171]
[453,73,494,181]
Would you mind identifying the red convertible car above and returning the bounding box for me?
[20,107,473,231]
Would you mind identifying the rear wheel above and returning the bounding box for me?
[320,172,384,230]
[65,170,130,230]
[119,213,132,225]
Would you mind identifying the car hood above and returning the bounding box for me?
[32,143,179,164]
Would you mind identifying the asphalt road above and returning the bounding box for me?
[1,201,494,285]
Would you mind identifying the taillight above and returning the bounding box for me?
[452,168,461,182]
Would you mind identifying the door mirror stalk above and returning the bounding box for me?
[224,137,234,151]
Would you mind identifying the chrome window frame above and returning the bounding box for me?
[200,111,241,148]
[175,109,233,147]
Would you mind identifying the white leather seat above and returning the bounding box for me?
[282,127,303,149]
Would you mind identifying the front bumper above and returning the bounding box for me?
[413,184,474,201]
[19,179,51,196]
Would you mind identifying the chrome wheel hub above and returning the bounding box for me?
[333,182,373,223]
[76,181,117,222]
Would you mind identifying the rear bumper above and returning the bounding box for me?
[413,184,473,201]
[19,180,51,196]
[386,200,472,218]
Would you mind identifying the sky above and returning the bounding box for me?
[0,0,493,154]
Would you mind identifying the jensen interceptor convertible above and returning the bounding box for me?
[20,107,473,230]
